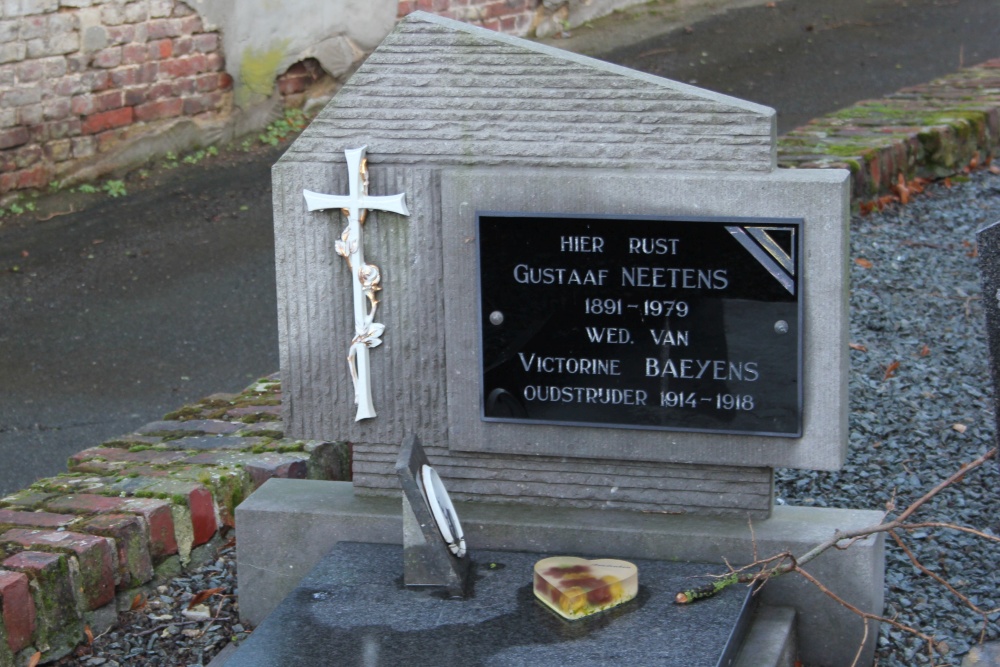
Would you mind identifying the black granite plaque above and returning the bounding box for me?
[478,213,802,437]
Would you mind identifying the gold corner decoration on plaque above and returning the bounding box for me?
[303,147,410,421]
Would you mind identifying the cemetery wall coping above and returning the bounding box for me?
[0,374,350,665]
[777,58,1000,202]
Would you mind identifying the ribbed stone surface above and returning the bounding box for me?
[280,13,775,172]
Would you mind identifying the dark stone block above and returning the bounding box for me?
[227,542,752,667]
[976,219,1000,471]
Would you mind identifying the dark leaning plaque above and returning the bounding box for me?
[478,212,803,437]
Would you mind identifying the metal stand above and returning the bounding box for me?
[394,434,470,597]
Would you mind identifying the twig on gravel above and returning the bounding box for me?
[136,617,232,638]
[675,447,998,663]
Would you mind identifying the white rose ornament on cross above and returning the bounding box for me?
[303,147,409,421]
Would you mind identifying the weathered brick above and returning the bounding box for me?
[14,164,47,189]
[0,570,35,653]
[0,509,78,530]
[100,1,126,26]
[70,93,94,115]
[278,74,307,96]
[179,14,202,33]
[124,1,148,23]
[193,32,218,53]
[0,108,14,128]
[17,103,41,125]
[194,71,222,93]
[44,493,123,515]
[41,55,67,77]
[1,529,115,609]
[84,68,111,91]
[122,42,147,65]
[24,0,60,14]
[0,41,26,64]
[134,97,182,122]
[3,551,84,653]
[117,478,216,547]
[71,445,188,469]
[106,24,134,46]
[124,87,146,106]
[18,15,48,40]
[137,419,241,436]
[47,10,77,32]
[120,497,177,559]
[93,89,124,111]
[53,74,82,96]
[0,126,28,149]
[139,61,159,83]
[149,0,171,17]
[71,134,95,158]
[13,143,41,167]
[172,76,195,96]
[146,80,172,100]
[171,1,195,16]
[44,97,71,120]
[148,38,171,60]
[0,490,59,510]
[162,53,206,78]
[110,65,140,87]
[0,20,18,43]
[172,35,192,56]
[81,514,153,588]
[60,0,94,7]
[26,32,78,58]
[81,106,132,134]
[14,58,44,82]
[45,138,71,162]
[205,51,224,71]
[243,453,310,488]
[2,84,41,106]
[92,46,122,69]
[147,17,181,39]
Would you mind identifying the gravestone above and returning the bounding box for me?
[240,12,884,666]
[976,219,1000,467]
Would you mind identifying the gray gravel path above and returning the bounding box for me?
[776,169,1000,665]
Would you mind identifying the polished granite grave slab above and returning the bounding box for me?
[226,542,753,667]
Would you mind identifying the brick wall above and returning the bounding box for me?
[0,0,552,199]
[0,0,230,197]
[397,0,540,36]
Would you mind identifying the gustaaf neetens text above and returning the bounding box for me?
[478,214,801,436]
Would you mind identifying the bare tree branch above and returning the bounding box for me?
[674,447,998,661]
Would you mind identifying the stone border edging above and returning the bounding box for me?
[0,374,348,666]
[778,58,1000,202]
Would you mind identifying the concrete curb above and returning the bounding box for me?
[0,375,348,666]
[2,57,999,667]
[778,58,1000,202]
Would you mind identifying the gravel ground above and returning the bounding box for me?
[776,168,1000,666]
[53,536,244,667]
[48,170,1000,666]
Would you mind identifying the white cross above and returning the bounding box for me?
[303,146,409,421]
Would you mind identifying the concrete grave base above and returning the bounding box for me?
[237,480,884,666]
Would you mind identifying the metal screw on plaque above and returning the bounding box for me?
[489,311,504,326]
[774,320,789,334]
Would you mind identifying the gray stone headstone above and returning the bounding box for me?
[273,12,851,518]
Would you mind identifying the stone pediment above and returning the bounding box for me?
[280,12,776,172]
